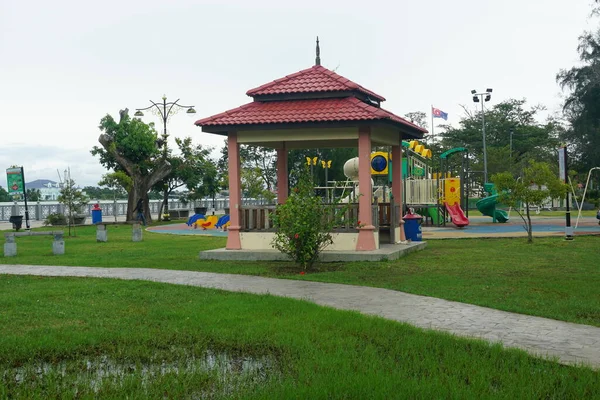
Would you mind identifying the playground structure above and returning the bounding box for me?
[348,141,472,228]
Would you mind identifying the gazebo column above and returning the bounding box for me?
[276,143,288,204]
[226,131,242,250]
[392,143,406,242]
[356,126,376,251]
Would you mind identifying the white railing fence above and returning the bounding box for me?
[404,179,438,205]
[0,198,272,221]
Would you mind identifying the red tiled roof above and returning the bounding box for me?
[195,97,426,132]
[246,65,386,102]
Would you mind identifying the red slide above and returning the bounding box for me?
[444,202,470,227]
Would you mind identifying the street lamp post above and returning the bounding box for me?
[134,95,196,218]
[471,88,493,183]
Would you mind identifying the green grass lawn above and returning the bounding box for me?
[1,225,599,326]
[0,276,597,399]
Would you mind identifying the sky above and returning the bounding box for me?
[0,0,595,188]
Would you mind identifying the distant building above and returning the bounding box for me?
[26,179,61,201]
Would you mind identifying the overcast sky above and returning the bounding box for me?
[0,0,594,188]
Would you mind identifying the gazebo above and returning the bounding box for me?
[196,48,426,255]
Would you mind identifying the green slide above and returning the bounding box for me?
[426,207,442,225]
[476,195,509,223]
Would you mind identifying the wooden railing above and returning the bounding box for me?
[239,203,383,232]
[239,206,277,231]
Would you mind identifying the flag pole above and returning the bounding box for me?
[430,105,435,144]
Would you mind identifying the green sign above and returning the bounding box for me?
[6,167,24,195]
[413,166,425,177]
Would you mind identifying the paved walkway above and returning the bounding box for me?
[0,265,598,369]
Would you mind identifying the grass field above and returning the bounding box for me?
[0,276,598,398]
[1,225,599,327]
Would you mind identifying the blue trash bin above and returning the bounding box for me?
[403,212,423,242]
[91,205,102,224]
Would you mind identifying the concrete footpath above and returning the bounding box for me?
[0,265,598,369]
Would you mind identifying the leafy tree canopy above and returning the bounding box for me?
[92,109,172,222]
[492,161,567,243]
[439,99,562,179]
[556,10,600,173]
[92,110,161,174]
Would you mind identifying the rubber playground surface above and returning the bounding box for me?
[147,214,600,239]
[422,214,600,239]
[147,223,229,237]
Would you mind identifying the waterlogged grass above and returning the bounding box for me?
[1,225,599,326]
[0,276,598,399]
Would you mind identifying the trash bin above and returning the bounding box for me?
[9,215,23,231]
[91,204,103,224]
[403,210,423,242]
[194,207,207,215]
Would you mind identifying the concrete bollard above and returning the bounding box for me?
[96,224,108,242]
[4,235,17,257]
[52,232,64,255]
[132,223,143,242]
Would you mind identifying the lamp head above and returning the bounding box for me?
[186,107,197,117]
[134,110,144,117]
[471,89,477,95]
[472,96,480,103]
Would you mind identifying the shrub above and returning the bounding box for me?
[271,167,348,269]
[44,213,67,226]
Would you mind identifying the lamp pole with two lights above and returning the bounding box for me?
[134,95,196,218]
[471,88,493,184]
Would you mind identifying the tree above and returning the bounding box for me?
[58,173,89,237]
[92,109,171,223]
[439,99,561,183]
[153,137,217,219]
[25,188,41,202]
[492,161,567,243]
[557,24,600,175]
[0,186,10,202]
[217,141,358,199]
[98,171,132,222]
[241,167,272,201]
[404,111,428,130]
[287,148,358,188]
[217,141,277,192]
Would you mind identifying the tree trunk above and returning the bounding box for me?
[162,189,169,221]
[158,201,165,222]
[525,203,533,243]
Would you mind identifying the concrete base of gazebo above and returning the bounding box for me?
[199,241,427,263]
[238,231,377,251]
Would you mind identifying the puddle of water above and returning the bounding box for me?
[3,349,277,396]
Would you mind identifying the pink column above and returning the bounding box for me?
[276,143,288,204]
[226,131,242,250]
[392,144,406,242]
[356,126,376,251]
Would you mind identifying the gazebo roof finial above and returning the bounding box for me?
[315,36,321,66]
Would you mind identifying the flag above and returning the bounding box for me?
[432,107,448,121]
